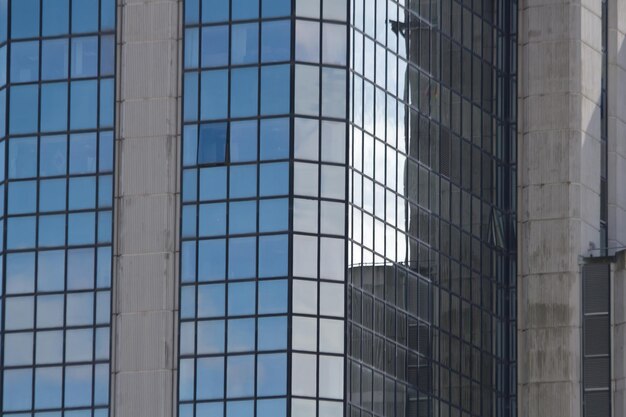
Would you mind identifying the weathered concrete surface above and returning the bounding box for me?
[111,1,182,417]
[518,1,602,416]
[613,251,626,416]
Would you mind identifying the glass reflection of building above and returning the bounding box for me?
[179,0,517,417]
[0,0,115,415]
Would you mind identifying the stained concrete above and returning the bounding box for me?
[111,1,182,416]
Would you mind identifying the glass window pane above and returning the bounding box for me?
[201,25,229,67]
[11,40,39,83]
[321,121,346,163]
[179,359,195,401]
[185,28,199,68]
[184,72,198,121]
[72,0,98,33]
[259,234,288,277]
[295,0,319,18]
[230,67,258,118]
[323,23,347,65]
[199,122,227,164]
[9,85,38,134]
[260,162,288,196]
[11,0,39,38]
[292,316,317,351]
[229,201,256,235]
[292,399,316,417]
[197,283,225,318]
[65,366,92,407]
[258,280,287,314]
[3,369,32,411]
[201,70,228,120]
[36,330,63,364]
[260,118,289,160]
[232,0,258,20]
[230,120,257,162]
[198,203,227,237]
[67,248,95,289]
[319,356,344,399]
[262,21,290,62]
[227,355,254,398]
[8,180,36,213]
[230,164,256,198]
[66,293,94,326]
[320,237,345,281]
[294,162,318,197]
[200,166,227,201]
[320,201,345,235]
[198,239,226,280]
[37,250,65,291]
[101,34,115,75]
[228,282,255,316]
[257,354,286,396]
[232,23,258,65]
[5,296,34,330]
[36,295,64,328]
[43,0,69,36]
[259,198,288,232]
[324,0,347,20]
[320,319,344,353]
[40,135,67,176]
[39,215,66,247]
[320,282,345,317]
[71,36,99,77]
[7,216,36,249]
[9,136,37,178]
[197,320,225,354]
[6,252,35,294]
[68,212,96,245]
[41,82,68,132]
[291,353,316,396]
[228,237,256,279]
[295,65,319,116]
[261,64,290,115]
[294,198,318,233]
[294,118,319,160]
[34,367,62,408]
[197,357,224,400]
[296,20,319,63]
[258,316,287,351]
[42,39,69,80]
[70,80,98,130]
[70,133,97,174]
[66,329,93,362]
[257,399,286,417]
[4,332,33,366]
[202,0,228,23]
[292,280,317,315]
[227,318,255,352]
[262,0,290,17]
[321,164,346,199]
[322,68,347,118]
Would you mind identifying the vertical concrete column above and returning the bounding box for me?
[518,1,602,416]
[607,0,626,248]
[613,251,626,417]
[111,1,181,417]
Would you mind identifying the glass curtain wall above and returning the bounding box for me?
[0,0,116,416]
[347,1,517,417]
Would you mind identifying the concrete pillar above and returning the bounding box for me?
[111,1,182,417]
[518,1,603,416]
[607,0,626,248]
[613,251,626,417]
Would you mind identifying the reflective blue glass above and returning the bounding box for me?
[69,133,97,174]
[98,175,113,207]
[199,122,227,164]
[201,70,228,120]
[198,283,225,317]
[227,318,255,352]
[229,201,256,234]
[8,180,36,213]
[99,132,114,171]
[259,198,288,232]
[41,82,68,132]
[261,21,290,62]
[257,354,287,396]
[260,162,289,196]
[101,35,115,75]
[38,215,66,248]
[185,0,199,23]
[40,135,67,176]
[257,399,287,417]
[258,316,287,351]
[179,360,195,401]
[258,234,288,277]
[42,0,69,36]
[40,178,67,212]
[260,118,289,160]
[198,203,227,237]
[184,73,199,121]
[197,358,224,399]
[230,120,257,162]
[261,0,290,18]
[64,366,92,407]
[232,0,258,20]
[6,252,35,294]
[9,136,37,178]
[231,23,258,65]
[184,28,199,69]
[72,0,99,33]
[258,280,287,314]
[70,80,98,129]
[7,216,36,249]
[228,282,255,316]
[71,36,99,78]
[10,41,39,83]
[0,45,5,86]
[227,400,253,417]
[67,248,95,289]
[98,211,112,243]
[230,68,258,117]
[68,212,96,245]
[228,237,256,279]
[100,78,115,127]
[9,84,38,134]
[197,403,223,417]
[42,39,69,80]
[227,355,254,397]
[202,0,228,23]
[198,239,226,280]
[229,165,256,198]
[182,205,197,237]
[181,241,197,282]
[101,0,115,30]
[10,0,39,39]
[183,125,198,166]
[180,287,196,319]
[69,177,96,209]
[3,369,32,411]
[261,65,290,115]
[202,25,229,67]
[34,368,62,409]
[197,320,225,354]
[200,166,227,201]
[0,0,7,43]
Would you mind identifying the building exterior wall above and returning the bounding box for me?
[517,0,603,416]
[112,1,182,417]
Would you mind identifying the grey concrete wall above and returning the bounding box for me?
[518,0,603,416]
[607,0,626,249]
[111,1,182,417]
[612,251,626,416]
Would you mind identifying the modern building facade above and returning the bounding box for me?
[0,1,625,417]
